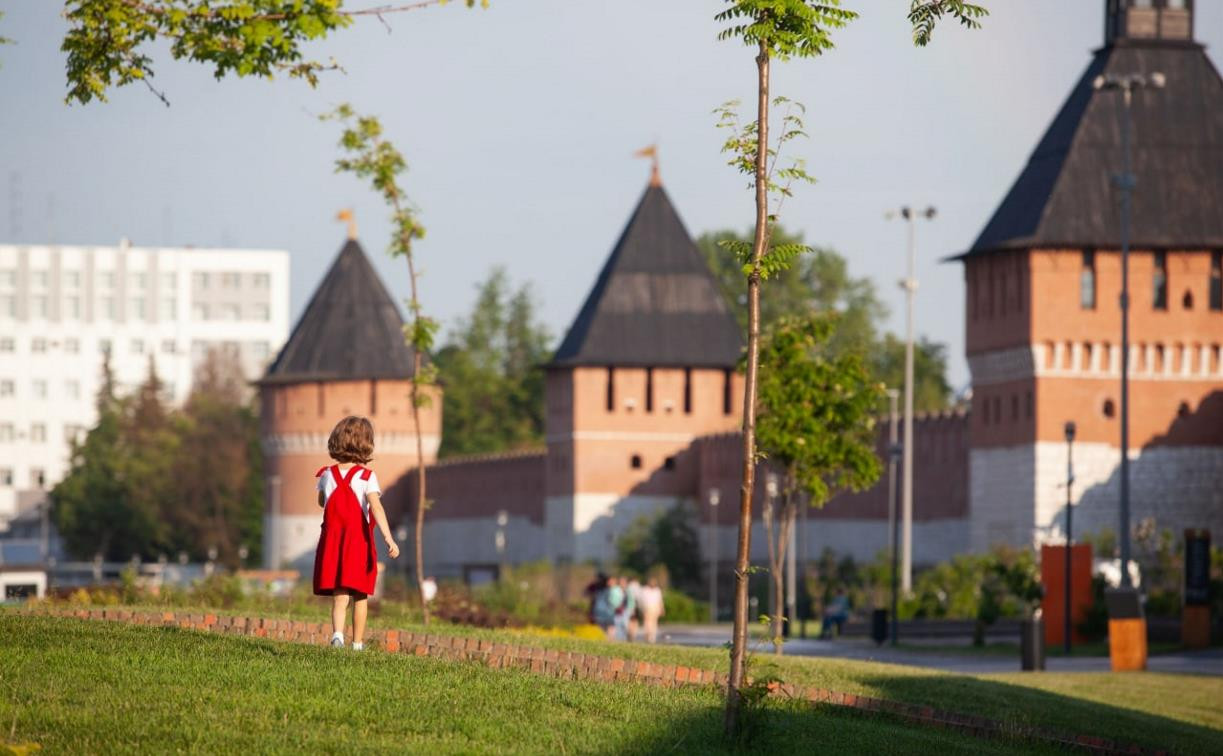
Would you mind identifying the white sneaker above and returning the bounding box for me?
[330,633,345,648]
[352,642,364,652]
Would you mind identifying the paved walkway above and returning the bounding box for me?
[656,624,1223,676]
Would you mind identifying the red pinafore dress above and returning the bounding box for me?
[313,465,378,597]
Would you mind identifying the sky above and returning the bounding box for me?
[3,1,1222,390]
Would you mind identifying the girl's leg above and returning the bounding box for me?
[332,593,351,636]
[352,594,368,645]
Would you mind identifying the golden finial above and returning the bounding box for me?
[633,144,661,187]
[337,208,357,240]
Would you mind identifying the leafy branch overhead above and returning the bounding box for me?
[908,0,988,46]
[61,0,488,106]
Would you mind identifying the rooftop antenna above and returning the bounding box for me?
[337,208,358,239]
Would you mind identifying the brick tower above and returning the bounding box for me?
[544,175,744,563]
[957,0,1223,550]
[258,236,441,570]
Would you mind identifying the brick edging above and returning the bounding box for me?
[21,607,1166,755]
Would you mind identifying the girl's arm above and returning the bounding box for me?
[318,491,326,508]
[367,492,400,559]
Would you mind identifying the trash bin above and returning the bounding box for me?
[871,609,888,646]
[1021,615,1045,671]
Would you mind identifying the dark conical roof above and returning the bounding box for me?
[261,239,416,384]
[550,183,743,368]
[958,38,1223,258]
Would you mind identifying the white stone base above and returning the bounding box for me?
[263,513,322,572]
[418,515,547,577]
[545,494,694,565]
[971,443,1223,551]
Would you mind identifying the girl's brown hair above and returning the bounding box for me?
[327,416,374,464]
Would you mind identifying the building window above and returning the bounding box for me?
[130,297,146,319]
[252,303,270,321]
[981,393,990,425]
[0,270,14,286]
[0,380,13,397]
[1011,394,1018,421]
[131,339,145,355]
[664,455,677,471]
[0,468,11,486]
[99,271,115,289]
[1210,252,1222,311]
[992,396,1001,423]
[33,380,47,399]
[66,380,80,399]
[131,272,147,290]
[253,273,270,288]
[30,424,46,443]
[161,340,177,354]
[193,303,210,321]
[683,368,693,414]
[193,272,210,289]
[31,270,49,288]
[723,369,734,415]
[0,424,13,441]
[65,338,79,354]
[0,296,15,317]
[645,368,654,413]
[161,272,177,290]
[1080,250,1096,309]
[32,338,47,353]
[99,338,112,354]
[32,296,48,318]
[630,454,643,470]
[63,270,81,288]
[101,297,116,319]
[221,272,240,288]
[220,304,240,321]
[30,468,46,488]
[65,296,81,319]
[0,338,12,352]
[1103,398,1116,418]
[1153,251,1168,310]
[606,367,615,412]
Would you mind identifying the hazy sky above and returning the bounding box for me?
[3,1,1222,389]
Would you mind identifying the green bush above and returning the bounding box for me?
[660,589,708,624]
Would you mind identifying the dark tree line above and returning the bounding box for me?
[51,350,263,567]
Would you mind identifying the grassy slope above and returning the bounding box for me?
[1,616,1036,755]
[12,609,1222,753]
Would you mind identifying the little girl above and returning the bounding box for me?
[313,415,400,650]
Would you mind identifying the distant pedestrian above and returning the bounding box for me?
[638,578,665,644]
[313,416,401,651]
[625,578,642,642]
[590,576,616,637]
[585,572,609,624]
[820,589,850,639]
[607,577,627,641]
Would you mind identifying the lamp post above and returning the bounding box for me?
[708,488,720,624]
[886,388,901,645]
[1092,71,1165,589]
[889,205,936,593]
[495,509,508,580]
[1064,420,1076,654]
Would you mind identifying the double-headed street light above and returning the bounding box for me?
[1092,71,1165,589]
[708,488,720,623]
[888,205,936,593]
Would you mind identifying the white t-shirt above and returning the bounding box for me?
[638,585,664,615]
[316,465,381,522]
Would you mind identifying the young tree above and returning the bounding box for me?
[60,0,488,106]
[714,0,986,733]
[756,314,884,653]
[325,104,438,623]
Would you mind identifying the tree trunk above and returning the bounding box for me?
[404,253,431,626]
[724,39,770,739]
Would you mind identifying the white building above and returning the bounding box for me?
[0,240,290,530]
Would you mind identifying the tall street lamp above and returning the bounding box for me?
[1092,71,1165,589]
[889,205,936,592]
[1064,420,1077,654]
[708,488,720,624]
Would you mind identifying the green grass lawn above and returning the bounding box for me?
[2,615,1042,755]
[7,610,1221,754]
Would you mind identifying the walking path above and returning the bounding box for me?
[658,624,1223,676]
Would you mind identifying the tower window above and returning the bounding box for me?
[982,393,990,425]
[722,369,734,415]
[1153,251,1168,310]
[1080,250,1096,310]
[1011,394,1019,421]
[1103,399,1116,418]
[630,454,642,470]
[1210,251,1222,311]
[606,367,615,412]
[683,367,693,414]
[645,368,654,413]
[664,455,677,471]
